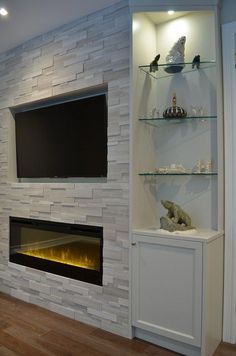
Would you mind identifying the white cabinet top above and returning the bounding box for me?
[133,228,223,243]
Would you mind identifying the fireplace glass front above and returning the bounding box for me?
[9,217,103,285]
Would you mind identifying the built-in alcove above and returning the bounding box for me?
[10,217,103,286]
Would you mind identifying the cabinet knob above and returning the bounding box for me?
[131,242,136,246]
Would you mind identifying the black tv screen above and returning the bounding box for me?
[15,94,108,178]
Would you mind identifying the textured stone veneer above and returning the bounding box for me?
[0,0,130,337]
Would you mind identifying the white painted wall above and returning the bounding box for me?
[222,20,236,344]
[221,0,236,25]
[132,13,159,229]
[156,12,215,63]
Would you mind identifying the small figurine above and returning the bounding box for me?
[149,107,155,118]
[155,164,186,174]
[192,55,200,69]
[191,105,197,117]
[163,93,187,118]
[160,200,195,232]
[150,54,160,73]
[197,106,203,116]
[191,105,204,117]
[205,160,212,173]
[149,107,159,118]
[195,160,202,173]
[194,159,206,173]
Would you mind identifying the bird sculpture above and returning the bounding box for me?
[149,54,160,73]
[192,55,200,69]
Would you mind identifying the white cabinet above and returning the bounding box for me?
[132,233,202,345]
[132,230,223,356]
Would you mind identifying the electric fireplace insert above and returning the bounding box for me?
[9,217,103,285]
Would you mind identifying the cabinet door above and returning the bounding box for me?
[132,234,202,346]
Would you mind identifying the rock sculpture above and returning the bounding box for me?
[160,200,195,232]
[165,36,186,73]
[166,36,186,64]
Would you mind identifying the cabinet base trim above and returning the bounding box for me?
[134,327,201,356]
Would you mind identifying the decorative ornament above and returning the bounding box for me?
[154,164,187,174]
[149,54,160,73]
[205,160,212,173]
[160,200,195,232]
[192,54,200,69]
[163,93,187,118]
[165,36,186,73]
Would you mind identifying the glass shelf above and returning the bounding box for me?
[139,61,216,79]
[139,172,218,176]
[139,116,217,124]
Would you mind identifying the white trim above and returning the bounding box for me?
[222,21,236,343]
[128,0,221,13]
[134,327,201,356]
[129,0,220,7]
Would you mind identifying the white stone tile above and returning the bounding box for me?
[0,0,131,338]
[74,311,101,328]
[29,280,51,295]
[49,302,75,319]
[11,289,30,303]
[87,307,117,322]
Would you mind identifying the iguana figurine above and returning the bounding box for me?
[160,200,195,232]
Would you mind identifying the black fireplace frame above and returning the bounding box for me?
[9,217,103,286]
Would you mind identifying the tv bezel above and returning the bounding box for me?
[14,92,108,179]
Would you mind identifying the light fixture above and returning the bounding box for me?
[0,8,8,16]
[133,19,140,32]
[168,10,175,15]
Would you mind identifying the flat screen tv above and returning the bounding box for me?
[14,94,107,178]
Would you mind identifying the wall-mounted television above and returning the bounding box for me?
[14,94,107,178]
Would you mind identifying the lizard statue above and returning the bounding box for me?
[160,200,195,232]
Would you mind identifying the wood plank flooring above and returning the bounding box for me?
[0,292,234,356]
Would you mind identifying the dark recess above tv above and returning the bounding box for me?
[14,90,108,179]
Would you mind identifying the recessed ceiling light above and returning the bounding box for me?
[0,8,8,16]
[168,10,175,15]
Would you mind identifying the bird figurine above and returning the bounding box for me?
[150,54,160,73]
[192,55,200,69]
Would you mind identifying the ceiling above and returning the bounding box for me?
[146,11,190,25]
[0,0,120,55]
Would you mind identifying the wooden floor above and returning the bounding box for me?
[0,293,234,356]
